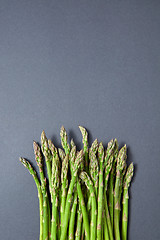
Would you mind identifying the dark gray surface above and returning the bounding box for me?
[0,0,160,239]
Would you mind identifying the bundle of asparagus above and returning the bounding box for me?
[19,126,134,240]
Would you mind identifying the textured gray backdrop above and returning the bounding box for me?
[0,1,160,239]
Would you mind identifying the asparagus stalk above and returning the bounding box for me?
[69,191,78,239]
[19,158,43,240]
[41,131,52,238]
[77,140,89,240]
[104,193,113,240]
[33,141,49,240]
[42,178,49,240]
[84,138,99,232]
[41,130,52,190]
[103,212,109,240]
[108,139,119,229]
[68,146,78,239]
[122,163,134,240]
[102,210,104,240]
[48,139,60,240]
[104,154,114,240]
[80,171,97,240]
[118,164,127,223]
[97,142,104,240]
[75,206,82,240]
[76,181,90,240]
[60,153,69,230]
[108,170,114,230]
[79,126,92,240]
[60,125,70,231]
[114,145,127,240]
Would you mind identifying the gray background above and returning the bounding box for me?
[0,0,160,239]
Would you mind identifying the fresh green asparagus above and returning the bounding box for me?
[19,126,134,240]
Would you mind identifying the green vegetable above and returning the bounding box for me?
[97,142,104,240]
[114,145,127,240]
[19,158,43,240]
[19,126,134,240]
[122,163,134,240]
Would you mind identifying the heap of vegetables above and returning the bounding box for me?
[19,126,134,240]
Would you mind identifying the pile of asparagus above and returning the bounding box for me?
[19,126,134,240]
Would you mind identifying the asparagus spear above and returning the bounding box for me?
[41,131,52,238]
[75,206,83,240]
[87,149,98,227]
[41,130,52,189]
[104,154,114,240]
[108,139,119,229]
[85,138,99,229]
[103,210,109,240]
[122,163,134,240]
[118,164,127,223]
[76,180,90,240]
[69,191,78,239]
[79,126,92,240]
[97,142,104,240]
[60,125,71,231]
[19,158,43,240]
[68,145,79,240]
[102,210,104,240]
[104,194,112,240]
[48,139,60,240]
[33,141,49,240]
[60,153,69,230]
[114,145,127,240]
[80,171,97,240]
[42,178,49,240]
[76,149,90,240]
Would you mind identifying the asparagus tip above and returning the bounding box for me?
[41,130,47,142]
[41,129,45,136]
[60,125,66,137]
[19,157,29,169]
[78,125,86,133]
[124,162,134,188]
[33,141,38,151]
